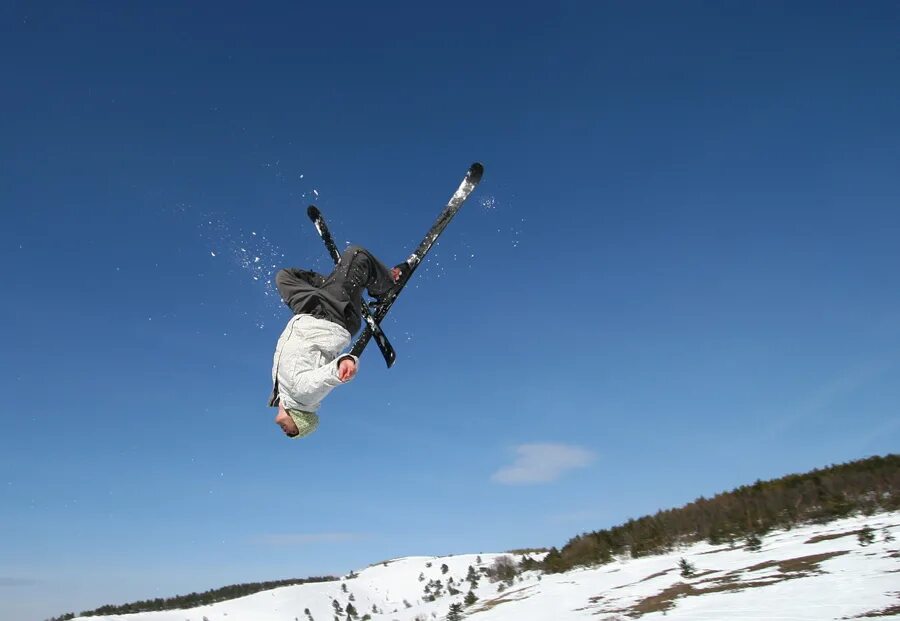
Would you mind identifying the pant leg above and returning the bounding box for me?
[324,245,395,308]
[275,268,327,315]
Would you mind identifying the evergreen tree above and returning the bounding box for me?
[345,602,357,619]
[466,565,479,588]
[744,533,762,552]
[858,526,875,546]
[447,603,463,621]
[464,590,478,607]
[441,563,449,575]
[542,547,566,573]
[678,558,696,578]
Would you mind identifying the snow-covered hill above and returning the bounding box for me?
[74,512,899,621]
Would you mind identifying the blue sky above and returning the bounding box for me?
[2,2,899,619]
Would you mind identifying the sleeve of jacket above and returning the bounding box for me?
[292,354,358,408]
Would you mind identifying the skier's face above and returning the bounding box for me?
[275,406,300,437]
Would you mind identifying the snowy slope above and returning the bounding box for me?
[73,512,900,621]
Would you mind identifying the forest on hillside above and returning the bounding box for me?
[542,454,899,572]
[47,576,337,621]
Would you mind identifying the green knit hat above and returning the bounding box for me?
[286,409,319,439]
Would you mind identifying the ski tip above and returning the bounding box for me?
[306,205,320,220]
[469,162,484,182]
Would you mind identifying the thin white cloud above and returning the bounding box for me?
[492,443,595,485]
[0,577,38,586]
[765,361,890,437]
[251,532,365,546]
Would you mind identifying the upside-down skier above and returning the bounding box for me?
[269,246,406,439]
[268,162,483,441]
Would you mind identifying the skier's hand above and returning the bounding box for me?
[338,357,357,382]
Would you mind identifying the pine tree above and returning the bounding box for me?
[345,603,357,619]
[542,547,565,573]
[464,591,478,607]
[441,563,449,575]
[466,565,479,588]
[678,558,696,578]
[858,526,875,546]
[744,533,762,552]
[447,603,463,621]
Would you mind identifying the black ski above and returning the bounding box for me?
[306,205,397,367]
[350,162,484,359]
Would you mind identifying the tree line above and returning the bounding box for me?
[542,454,899,573]
[47,576,338,621]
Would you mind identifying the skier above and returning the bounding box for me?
[269,245,405,439]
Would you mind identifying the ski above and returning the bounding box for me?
[307,205,397,367]
[349,162,484,360]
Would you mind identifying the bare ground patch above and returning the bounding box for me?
[805,529,863,544]
[698,546,735,555]
[472,584,537,613]
[610,568,674,591]
[851,604,900,618]
[738,551,849,577]
[843,593,900,618]
[589,551,850,618]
